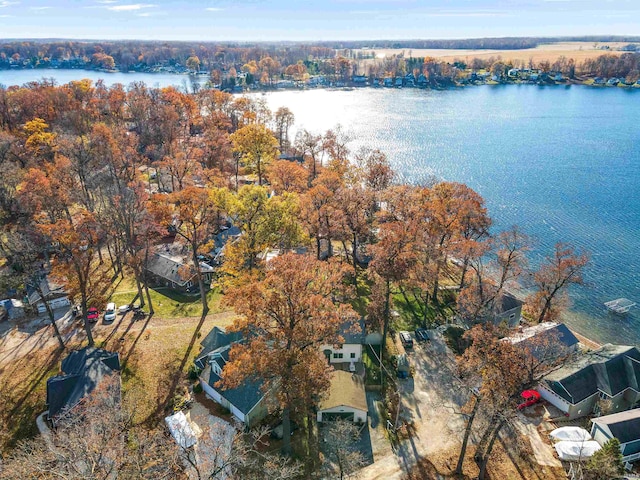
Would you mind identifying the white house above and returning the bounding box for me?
[317,370,368,424]
[591,408,640,465]
[321,320,365,365]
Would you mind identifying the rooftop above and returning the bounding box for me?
[319,370,367,413]
[592,408,640,444]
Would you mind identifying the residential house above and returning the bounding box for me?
[394,77,403,87]
[508,68,520,78]
[145,252,214,294]
[594,77,606,85]
[27,277,71,313]
[538,344,640,420]
[383,77,393,87]
[590,408,640,465]
[197,327,269,428]
[320,319,381,366]
[607,78,620,86]
[46,347,121,426]
[505,322,579,358]
[491,292,523,328]
[417,74,428,87]
[317,370,367,423]
[0,298,25,320]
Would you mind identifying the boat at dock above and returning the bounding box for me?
[605,298,636,314]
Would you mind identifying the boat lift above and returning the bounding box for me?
[605,298,636,314]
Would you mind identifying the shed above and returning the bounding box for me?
[317,370,367,423]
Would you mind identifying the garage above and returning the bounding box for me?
[320,412,355,422]
[317,370,368,424]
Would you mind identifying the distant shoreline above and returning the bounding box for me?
[2,67,639,92]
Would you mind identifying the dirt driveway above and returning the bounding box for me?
[360,330,469,479]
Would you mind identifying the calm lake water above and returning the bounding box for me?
[2,70,639,345]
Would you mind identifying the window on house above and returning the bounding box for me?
[333,353,343,359]
[599,391,609,400]
[509,313,515,319]
[350,353,356,359]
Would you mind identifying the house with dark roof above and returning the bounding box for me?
[145,252,214,294]
[538,344,640,420]
[317,370,367,423]
[591,408,640,465]
[197,326,269,428]
[491,292,523,328]
[46,347,121,426]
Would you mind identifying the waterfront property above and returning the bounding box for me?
[590,408,640,465]
[505,322,579,358]
[491,292,524,328]
[538,344,640,419]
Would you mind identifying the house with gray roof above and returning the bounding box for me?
[197,326,269,428]
[538,344,640,420]
[591,408,640,465]
[505,322,579,359]
[491,292,523,328]
[145,252,214,294]
[46,347,121,426]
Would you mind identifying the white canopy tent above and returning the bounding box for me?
[550,426,592,443]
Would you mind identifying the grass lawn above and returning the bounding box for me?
[0,309,235,453]
[108,275,224,318]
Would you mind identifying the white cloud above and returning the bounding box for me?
[426,10,512,17]
[107,3,156,11]
[97,0,119,3]
[205,7,223,11]
[30,6,52,10]
[0,1,18,8]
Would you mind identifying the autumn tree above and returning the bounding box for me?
[230,123,279,186]
[274,107,295,151]
[156,186,226,316]
[222,185,305,277]
[1,378,183,479]
[266,159,308,194]
[526,243,589,323]
[0,229,66,349]
[221,253,357,456]
[457,226,529,323]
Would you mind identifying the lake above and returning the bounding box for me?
[0,68,208,91]
[2,69,639,345]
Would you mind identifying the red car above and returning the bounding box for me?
[87,307,100,322]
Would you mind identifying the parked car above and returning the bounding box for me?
[399,331,413,349]
[104,302,117,323]
[86,307,100,322]
[415,328,429,342]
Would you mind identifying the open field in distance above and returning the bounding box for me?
[355,41,628,65]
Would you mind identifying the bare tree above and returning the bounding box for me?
[321,419,366,480]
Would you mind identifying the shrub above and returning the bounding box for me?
[193,382,203,394]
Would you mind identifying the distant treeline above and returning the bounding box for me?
[320,36,640,50]
[0,39,638,84]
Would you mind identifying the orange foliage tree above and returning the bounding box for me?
[221,253,357,456]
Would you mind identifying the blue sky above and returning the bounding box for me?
[0,0,638,40]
